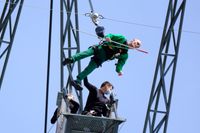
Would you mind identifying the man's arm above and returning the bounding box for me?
[115,53,128,75]
[105,34,127,45]
[69,100,80,113]
[84,77,97,92]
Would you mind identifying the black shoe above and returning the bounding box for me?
[51,108,58,124]
[62,58,73,65]
[71,80,83,91]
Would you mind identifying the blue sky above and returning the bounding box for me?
[0,0,200,133]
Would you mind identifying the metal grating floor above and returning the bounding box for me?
[64,113,126,133]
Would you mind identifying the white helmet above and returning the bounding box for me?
[130,38,141,48]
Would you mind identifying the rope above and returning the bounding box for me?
[72,28,148,54]
[118,122,125,133]
[0,0,86,16]
[47,111,62,133]
[88,0,94,12]
[72,28,97,38]
[104,17,162,29]
[47,124,55,133]
[136,48,148,54]
[0,0,199,36]
[109,40,148,54]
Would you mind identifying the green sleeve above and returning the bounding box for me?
[105,34,126,44]
[115,53,128,73]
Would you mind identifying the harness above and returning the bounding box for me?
[89,41,128,67]
[89,45,103,67]
[102,41,128,59]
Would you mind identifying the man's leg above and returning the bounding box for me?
[71,60,98,90]
[76,46,107,83]
[50,108,59,124]
[63,48,94,65]
[76,60,98,83]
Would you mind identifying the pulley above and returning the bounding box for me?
[85,12,104,26]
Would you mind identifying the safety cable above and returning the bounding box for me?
[44,0,53,133]
[47,124,55,133]
[87,0,100,25]
[73,27,147,53]
[0,0,85,16]
[104,17,163,29]
[0,0,199,36]
[47,112,63,133]
[88,0,94,13]
[72,28,148,54]
[118,122,125,133]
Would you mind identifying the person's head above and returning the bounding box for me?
[100,81,113,94]
[95,26,105,38]
[128,38,141,49]
[67,93,74,100]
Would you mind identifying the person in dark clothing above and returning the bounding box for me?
[82,77,113,117]
[50,94,79,124]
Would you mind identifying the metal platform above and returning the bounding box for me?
[63,113,126,133]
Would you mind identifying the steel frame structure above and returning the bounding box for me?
[56,0,83,132]
[0,0,24,89]
[63,113,125,133]
[60,0,83,110]
[143,0,186,133]
[56,0,125,133]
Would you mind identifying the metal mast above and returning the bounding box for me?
[56,0,83,132]
[143,0,186,133]
[0,0,24,89]
[60,0,82,108]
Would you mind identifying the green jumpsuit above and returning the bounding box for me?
[71,34,129,83]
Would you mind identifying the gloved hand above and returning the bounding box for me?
[105,37,111,42]
[118,71,123,76]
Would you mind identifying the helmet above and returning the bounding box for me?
[130,39,141,48]
[95,26,105,38]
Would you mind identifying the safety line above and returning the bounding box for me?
[44,0,53,132]
[72,28,148,54]
[88,0,94,12]
[0,0,199,36]
[118,122,125,133]
[104,17,163,29]
[47,124,55,133]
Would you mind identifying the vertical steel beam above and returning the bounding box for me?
[143,0,186,133]
[60,0,83,111]
[0,0,24,89]
[56,0,82,132]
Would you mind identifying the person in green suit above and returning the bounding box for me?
[63,26,141,90]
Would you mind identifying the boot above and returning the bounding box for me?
[62,58,73,65]
[71,80,83,91]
